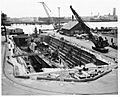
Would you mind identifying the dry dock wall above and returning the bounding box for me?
[13,35,108,69]
[45,36,108,67]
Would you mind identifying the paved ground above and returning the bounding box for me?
[2,37,59,95]
[47,31,118,61]
[1,36,118,95]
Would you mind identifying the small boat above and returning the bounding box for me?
[92,46,109,53]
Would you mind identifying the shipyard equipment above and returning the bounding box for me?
[39,2,53,24]
[39,2,58,29]
[70,6,109,53]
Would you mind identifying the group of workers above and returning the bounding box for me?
[29,39,37,52]
[29,39,60,62]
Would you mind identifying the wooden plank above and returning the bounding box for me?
[13,53,42,57]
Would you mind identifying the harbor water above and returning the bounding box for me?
[9,22,118,34]
[85,22,118,29]
[2,22,118,95]
[8,22,118,44]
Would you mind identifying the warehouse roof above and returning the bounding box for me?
[61,21,79,30]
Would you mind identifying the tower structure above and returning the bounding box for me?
[113,8,116,16]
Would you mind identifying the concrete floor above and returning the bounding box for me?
[1,35,118,95]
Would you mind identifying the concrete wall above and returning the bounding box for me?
[46,36,97,68]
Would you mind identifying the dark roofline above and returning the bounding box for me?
[62,23,81,31]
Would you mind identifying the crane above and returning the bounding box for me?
[70,5,109,53]
[38,2,55,27]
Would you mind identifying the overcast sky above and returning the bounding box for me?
[1,0,118,18]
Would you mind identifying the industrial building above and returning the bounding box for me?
[61,21,85,36]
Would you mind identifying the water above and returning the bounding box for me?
[9,22,118,34]
[9,24,54,34]
[8,22,118,44]
[85,22,118,29]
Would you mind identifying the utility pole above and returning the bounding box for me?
[58,7,60,31]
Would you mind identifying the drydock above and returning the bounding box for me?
[2,31,118,94]
[1,3,118,95]
[5,33,117,82]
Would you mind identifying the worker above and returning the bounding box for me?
[34,27,37,34]
[111,42,115,47]
[34,46,39,53]
[104,37,109,46]
[47,47,52,56]
[39,29,42,34]
[27,65,32,73]
[110,38,114,46]
[8,36,14,56]
[99,36,103,42]
[29,39,37,52]
[104,37,108,42]
[51,48,59,61]
[111,38,113,43]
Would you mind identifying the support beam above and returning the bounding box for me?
[13,53,42,57]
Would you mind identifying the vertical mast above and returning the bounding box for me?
[58,7,60,31]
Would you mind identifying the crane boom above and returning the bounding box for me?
[70,6,96,43]
[39,2,54,24]
[70,5,109,53]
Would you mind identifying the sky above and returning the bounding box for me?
[0,0,119,18]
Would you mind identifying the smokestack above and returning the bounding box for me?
[113,8,116,16]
